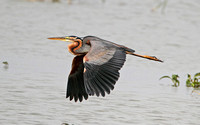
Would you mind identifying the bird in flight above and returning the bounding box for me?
[48,36,163,102]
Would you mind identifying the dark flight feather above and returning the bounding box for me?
[84,49,126,96]
[66,55,88,102]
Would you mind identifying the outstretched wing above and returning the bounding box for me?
[66,55,88,102]
[83,37,126,97]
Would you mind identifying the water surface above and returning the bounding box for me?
[0,0,200,124]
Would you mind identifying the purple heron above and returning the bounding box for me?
[48,36,163,102]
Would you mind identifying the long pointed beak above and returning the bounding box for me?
[47,37,73,42]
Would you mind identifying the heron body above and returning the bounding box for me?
[48,36,162,102]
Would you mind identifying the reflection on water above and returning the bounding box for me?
[0,0,200,125]
[192,89,200,95]
[152,0,168,13]
[2,62,9,70]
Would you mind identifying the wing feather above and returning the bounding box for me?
[83,37,126,96]
[66,55,88,102]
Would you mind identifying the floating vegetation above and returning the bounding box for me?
[61,123,69,125]
[61,123,74,125]
[160,73,200,89]
[3,61,8,65]
[160,74,180,87]
[186,73,200,88]
[52,0,60,2]
[2,61,9,70]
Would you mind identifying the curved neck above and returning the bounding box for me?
[68,39,81,55]
[68,39,90,55]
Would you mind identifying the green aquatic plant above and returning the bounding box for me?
[52,0,60,2]
[2,61,8,65]
[160,74,180,87]
[2,61,9,70]
[186,73,200,88]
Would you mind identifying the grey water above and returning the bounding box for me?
[0,0,200,124]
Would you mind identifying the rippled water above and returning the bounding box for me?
[1,0,200,125]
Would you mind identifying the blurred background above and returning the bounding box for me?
[0,0,200,125]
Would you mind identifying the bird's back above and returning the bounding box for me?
[83,36,135,53]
